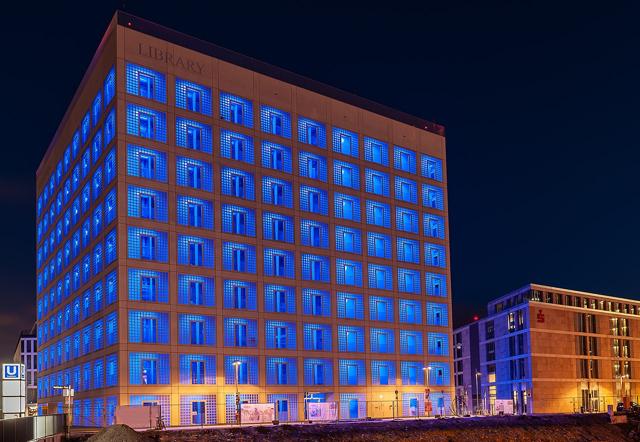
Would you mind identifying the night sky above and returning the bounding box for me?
[1,0,639,360]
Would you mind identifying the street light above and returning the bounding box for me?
[475,371,482,415]
[53,385,73,438]
[232,361,241,425]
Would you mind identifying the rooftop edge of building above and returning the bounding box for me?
[37,10,445,176]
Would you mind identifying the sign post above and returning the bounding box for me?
[2,363,26,419]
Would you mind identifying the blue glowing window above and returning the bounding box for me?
[400,330,423,355]
[301,219,329,248]
[224,318,257,348]
[337,292,364,319]
[425,243,446,268]
[127,145,167,182]
[394,146,417,174]
[82,112,90,144]
[302,288,330,317]
[372,360,396,385]
[365,169,390,196]
[421,154,443,181]
[396,207,419,233]
[178,274,215,307]
[426,302,448,326]
[128,269,169,303]
[369,295,393,322]
[92,167,103,200]
[262,176,293,208]
[422,184,444,210]
[127,186,168,222]
[177,195,214,230]
[177,235,214,268]
[304,359,332,385]
[303,323,331,351]
[333,160,360,190]
[365,200,391,227]
[367,232,391,259]
[105,189,117,225]
[104,109,116,146]
[427,363,450,386]
[301,255,330,282]
[176,118,212,153]
[397,237,420,264]
[334,193,361,221]
[220,92,253,127]
[427,332,449,356]
[177,157,213,191]
[129,352,170,385]
[370,328,395,353]
[222,242,256,273]
[335,226,361,254]
[424,213,446,239]
[298,151,327,181]
[265,321,297,349]
[395,176,418,203]
[336,258,363,287]
[221,167,254,200]
[339,359,365,386]
[176,78,212,115]
[221,204,256,237]
[224,356,258,386]
[104,67,115,104]
[220,129,254,164]
[262,141,292,172]
[263,248,295,278]
[364,137,389,166]
[399,299,422,325]
[104,148,116,184]
[332,127,358,158]
[299,117,326,147]
[260,105,291,138]
[179,314,216,346]
[368,264,393,290]
[263,212,294,243]
[223,280,256,310]
[125,63,167,102]
[126,104,167,142]
[264,284,296,314]
[299,185,328,215]
[266,358,297,385]
[128,311,169,344]
[127,227,168,262]
[179,354,216,385]
[398,268,421,294]
[92,91,102,126]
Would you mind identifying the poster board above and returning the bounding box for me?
[495,399,514,414]
[241,403,275,423]
[308,402,338,421]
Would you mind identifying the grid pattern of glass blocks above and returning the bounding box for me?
[298,151,328,181]
[394,146,417,174]
[220,129,255,164]
[126,104,167,142]
[127,269,169,302]
[335,258,363,287]
[265,357,297,384]
[177,235,214,268]
[225,394,258,424]
[399,299,422,324]
[179,395,216,425]
[364,137,389,166]
[265,321,297,349]
[176,117,212,153]
[222,242,256,273]
[223,318,258,347]
[220,167,254,200]
[332,127,359,158]
[263,248,295,278]
[178,314,216,345]
[127,186,168,221]
[264,284,296,314]
[262,176,293,207]
[369,296,394,322]
[401,361,424,385]
[127,227,168,262]
[221,204,256,237]
[301,254,330,282]
[402,393,424,417]
[129,395,170,422]
[301,219,329,248]
[178,274,215,307]
[333,160,360,190]
[298,117,326,147]
[371,360,396,385]
[176,156,213,191]
[303,323,332,351]
[400,330,423,355]
[338,326,364,352]
[176,195,214,230]
[219,92,253,127]
[394,176,418,204]
[299,185,328,214]
[260,105,291,138]
[339,393,366,419]
[262,212,294,243]
[427,332,449,356]
[334,193,361,221]
[425,243,447,268]
[367,232,391,259]
[223,356,258,384]
[303,358,333,385]
[128,311,169,344]
[396,237,420,264]
[223,280,257,310]
[369,328,395,353]
[337,292,364,319]
[421,154,443,181]
[426,302,448,326]
[423,213,445,239]
[128,353,170,384]
[179,354,216,384]
[397,268,421,294]
[125,63,167,102]
[267,393,298,422]
[426,272,447,297]
[367,264,393,290]
[176,78,212,115]
[365,200,391,227]
[422,184,444,210]
[428,362,450,386]
[338,360,366,385]
[302,288,331,316]
[262,141,292,172]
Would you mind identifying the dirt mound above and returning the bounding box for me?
[86,424,150,442]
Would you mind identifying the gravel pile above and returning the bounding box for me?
[86,424,151,442]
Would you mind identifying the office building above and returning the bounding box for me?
[13,326,38,409]
[35,11,453,426]
[454,283,639,414]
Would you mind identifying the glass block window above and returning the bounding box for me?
[332,127,358,158]
[262,176,293,207]
[303,323,332,351]
[367,232,392,259]
[104,67,115,104]
[335,225,361,254]
[222,242,256,273]
[370,328,395,353]
[104,148,116,184]
[422,184,445,210]
[178,274,215,307]
[128,352,170,386]
[338,326,364,352]
[176,78,212,115]
[260,105,291,138]
[337,292,364,319]
[225,394,258,424]
[81,112,90,144]
[334,193,361,221]
[364,137,389,166]
[264,284,296,314]
[426,302,448,326]
[223,279,257,310]
[372,360,396,385]
[262,141,292,172]
[223,318,258,347]
[301,254,330,282]
[177,195,214,230]
[396,207,419,234]
[400,330,423,355]
[401,393,424,417]
[333,160,360,190]
[177,156,213,191]
[125,63,166,102]
[298,117,326,147]
[262,212,294,243]
[303,358,332,385]
[365,168,390,196]
[265,321,297,349]
[338,359,365,385]
[220,167,254,200]
[105,189,117,225]
[369,295,394,322]
[224,356,258,384]
[299,185,328,215]
[368,264,393,290]
[127,268,169,302]
[221,204,256,237]
[426,272,447,297]
[425,243,447,268]
[424,213,445,239]
[302,288,330,317]
[400,299,422,324]
[394,176,418,204]
[336,258,363,287]
[92,131,103,164]
[219,92,253,127]
[339,393,366,418]
[427,363,450,386]
[263,248,295,278]
[127,227,168,262]
[301,219,329,248]
[126,104,167,142]
[220,129,254,164]
[178,314,216,346]
[127,186,168,222]
[421,154,443,181]
[394,146,417,174]
[397,237,420,264]
[128,311,169,344]
[176,117,212,153]
[92,90,102,125]
[179,395,217,425]
[266,357,297,385]
[398,268,421,294]
[365,200,391,227]
[127,145,168,182]
[129,395,170,423]
[105,354,118,386]
[179,354,216,384]
[177,235,215,268]
[105,312,118,347]
[298,151,327,182]
[427,332,449,356]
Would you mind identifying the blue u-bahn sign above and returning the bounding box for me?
[2,363,22,380]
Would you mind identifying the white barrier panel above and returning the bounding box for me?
[241,403,275,423]
[495,399,514,414]
[308,402,338,421]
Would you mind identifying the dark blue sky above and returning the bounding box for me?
[1,0,639,359]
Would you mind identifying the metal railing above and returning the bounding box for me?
[0,414,66,442]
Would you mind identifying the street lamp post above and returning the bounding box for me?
[232,361,241,425]
[423,366,432,417]
[475,371,481,415]
[53,385,73,438]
